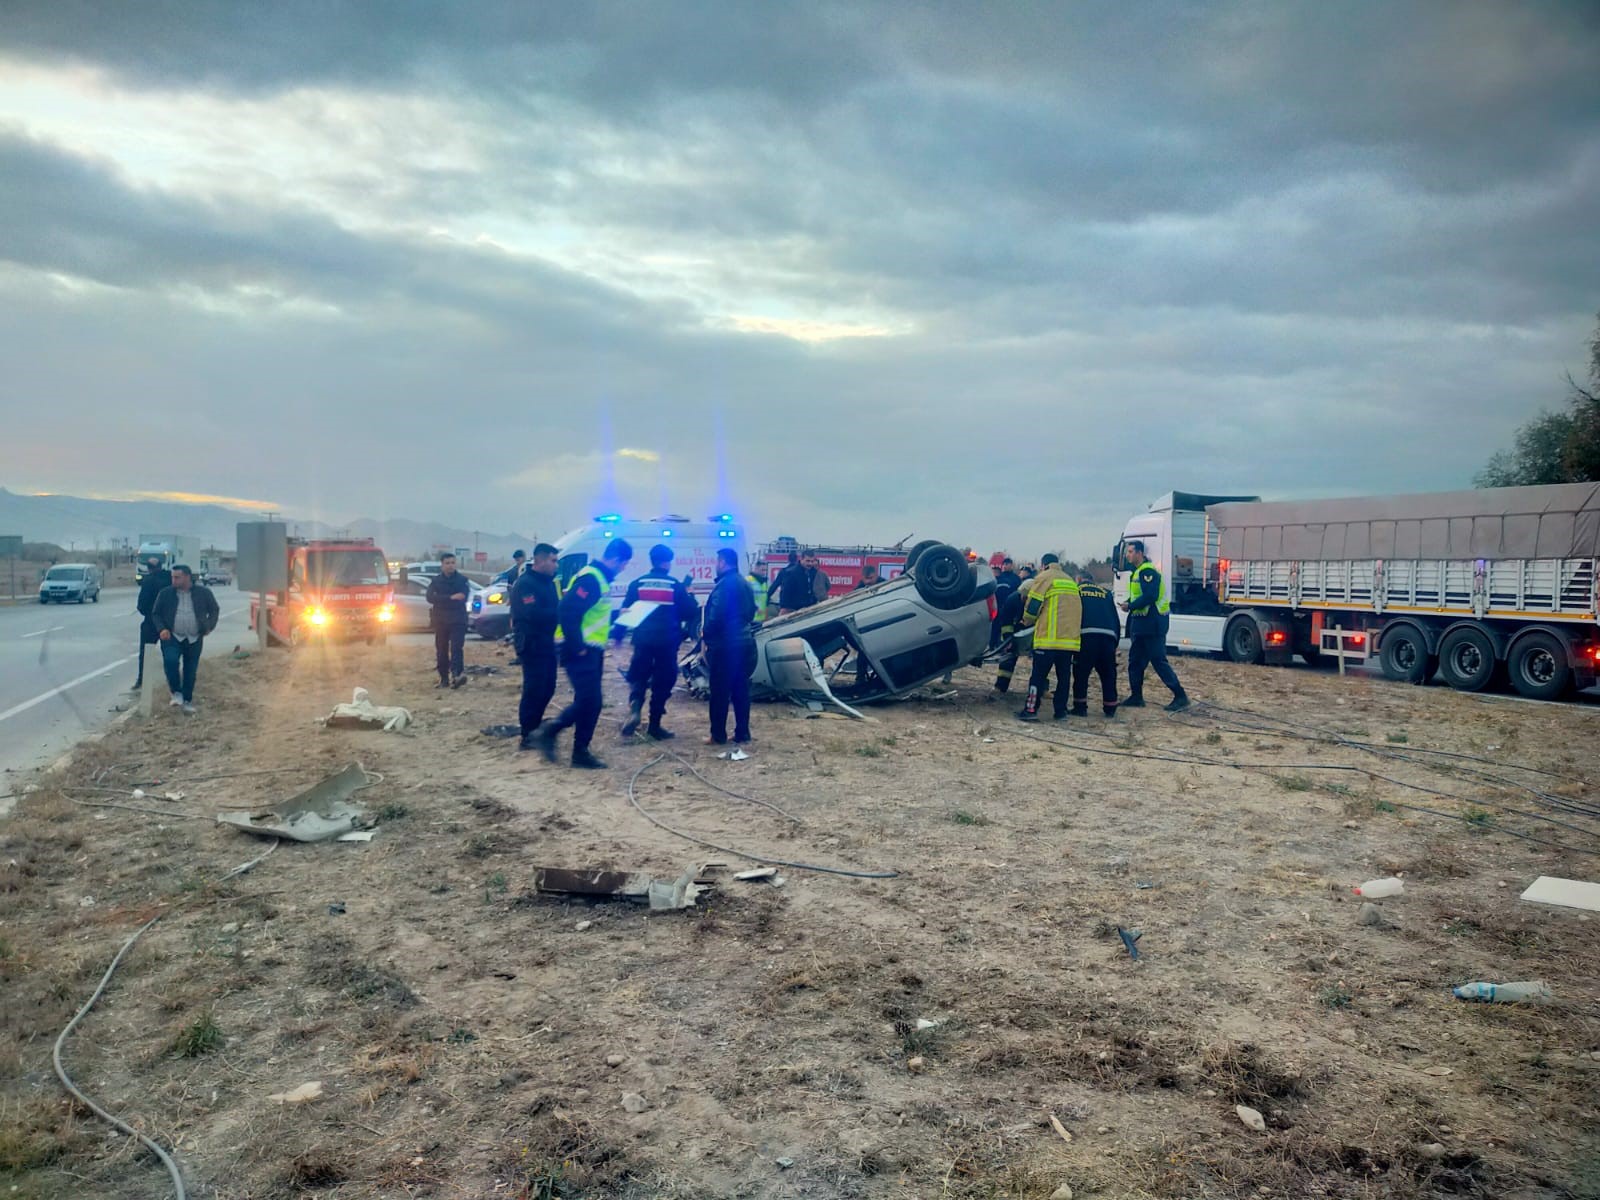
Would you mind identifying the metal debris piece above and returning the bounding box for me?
[734,867,779,882]
[480,724,521,738]
[1520,875,1600,913]
[532,864,717,911]
[216,763,375,843]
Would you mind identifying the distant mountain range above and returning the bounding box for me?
[0,488,534,562]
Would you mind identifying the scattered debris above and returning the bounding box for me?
[915,1018,940,1032]
[606,1053,625,1068]
[1049,1113,1074,1145]
[1357,902,1387,927]
[775,1157,795,1170]
[336,830,376,843]
[1235,1104,1267,1132]
[621,1092,649,1113]
[1451,980,1552,1004]
[327,903,346,915]
[479,724,520,738]
[718,749,751,761]
[907,1056,925,1073]
[323,687,412,732]
[217,763,376,843]
[268,1082,324,1105]
[574,920,592,932]
[1420,1065,1454,1076]
[1049,1187,1074,1200]
[1419,1143,1447,1160]
[1135,880,1158,890]
[1520,875,1600,913]
[734,867,779,883]
[1117,925,1143,961]
[532,864,717,911]
[463,664,499,676]
[1352,876,1404,898]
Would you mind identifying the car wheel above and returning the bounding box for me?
[39,597,48,604]
[904,540,942,571]
[911,544,976,610]
[1438,626,1496,692]
[1224,616,1262,664]
[91,591,99,603]
[1507,632,1570,701]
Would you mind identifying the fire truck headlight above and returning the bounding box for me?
[308,607,328,626]
[378,605,394,623]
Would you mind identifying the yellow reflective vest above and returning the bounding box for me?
[572,565,613,647]
[1022,566,1082,651]
[746,572,769,621]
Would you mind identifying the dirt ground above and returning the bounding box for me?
[3,634,1599,1199]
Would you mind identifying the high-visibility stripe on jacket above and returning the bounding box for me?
[1022,566,1082,651]
[746,573,769,620]
[572,565,612,647]
[1128,563,1168,617]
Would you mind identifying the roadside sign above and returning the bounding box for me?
[474,551,488,564]
[236,522,289,592]
[455,547,471,561]
[0,535,20,556]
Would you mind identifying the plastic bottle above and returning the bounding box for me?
[1352,877,1404,898]
[1451,980,1552,1004]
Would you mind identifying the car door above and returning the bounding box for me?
[392,576,433,632]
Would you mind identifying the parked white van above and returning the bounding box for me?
[554,514,747,612]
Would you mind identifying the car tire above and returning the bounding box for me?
[911,544,976,610]
[91,592,99,603]
[1506,632,1570,701]
[904,540,942,572]
[1224,615,1262,664]
[1438,626,1496,692]
[39,597,48,604]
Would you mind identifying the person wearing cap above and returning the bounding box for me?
[618,544,700,740]
[511,544,562,750]
[1070,573,1120,717]
[531,538,634,769]
[493,549,526,587]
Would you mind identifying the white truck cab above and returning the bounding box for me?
[554,514,747,611]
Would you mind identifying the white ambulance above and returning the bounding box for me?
[554,514,747,612]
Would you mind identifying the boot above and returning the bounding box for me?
[530,721,559,763]
[1123,696,1146,708]
[1069,703,1088,718]
[646,722,675,740]
[571,748,608,770]
[1103,704,1118,719]
[620,701,643,738]
[1016,686,1040,721]
[1164,694,1192,713]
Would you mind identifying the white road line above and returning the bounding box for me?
[21,626,66,639]
[0,655,137,724]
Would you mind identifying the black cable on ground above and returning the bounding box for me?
[626,755,898,878]
[51,839,278,1200]
[662,748,803,823]
[996,723,1598,858]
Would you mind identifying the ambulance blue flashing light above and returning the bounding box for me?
[595,513,622,523]
[717,529,737,538]
[713,513,734,523]
[661,529,673,537]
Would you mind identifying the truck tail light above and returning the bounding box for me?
[1352,634,1365,646]
[1266,630,1288,646]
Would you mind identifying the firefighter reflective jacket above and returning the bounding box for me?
[1022,566,1082,651]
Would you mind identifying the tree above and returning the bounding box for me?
[1475,315,1600,487]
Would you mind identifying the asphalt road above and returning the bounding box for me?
[0,585,252,801]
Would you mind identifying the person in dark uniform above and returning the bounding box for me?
[512,544,561,750]
[493,549,526,587]
[1120,540,1190,712]
[132,555,171,690]
[703,547,756,745]
[619,544,700,740]
[991,578,1026,695]
[1070,573,1120,717]
[531,539,633,769]
[426,554,472,688]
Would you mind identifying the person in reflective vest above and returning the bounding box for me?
[1017,554,1081,721]
[745,569,770,623]
[992,581,1025,694]
[1120,539,1190,712]
[530,538,634,768]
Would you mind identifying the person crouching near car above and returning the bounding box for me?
[151,565,220,715]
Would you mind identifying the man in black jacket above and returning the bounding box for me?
[1070,574,1121,717]
[703,547,756,745]
[151,565,219,713]
[511,544,562,749]
[132,555,171,690]
[426,554,472,688]
[619,544,701,739]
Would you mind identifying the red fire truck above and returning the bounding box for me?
[754,539,914,599]
[249,537,395,647]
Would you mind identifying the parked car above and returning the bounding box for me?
[202,570,232,587]
[685,541,997,710]
[470,582,513,640]
[391,573,487,634]
[38,563,102,604]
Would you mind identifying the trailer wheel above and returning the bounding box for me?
[911,544,977,610]
[1438,626,1496,692]
[1378,625,1430,683]
[1507,632,1570,701]
[1224,616,1262,664]
[904,540,942,572]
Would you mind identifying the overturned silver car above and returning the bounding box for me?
[685,541,998,712]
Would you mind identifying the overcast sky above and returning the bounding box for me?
[1,2,1596,559]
